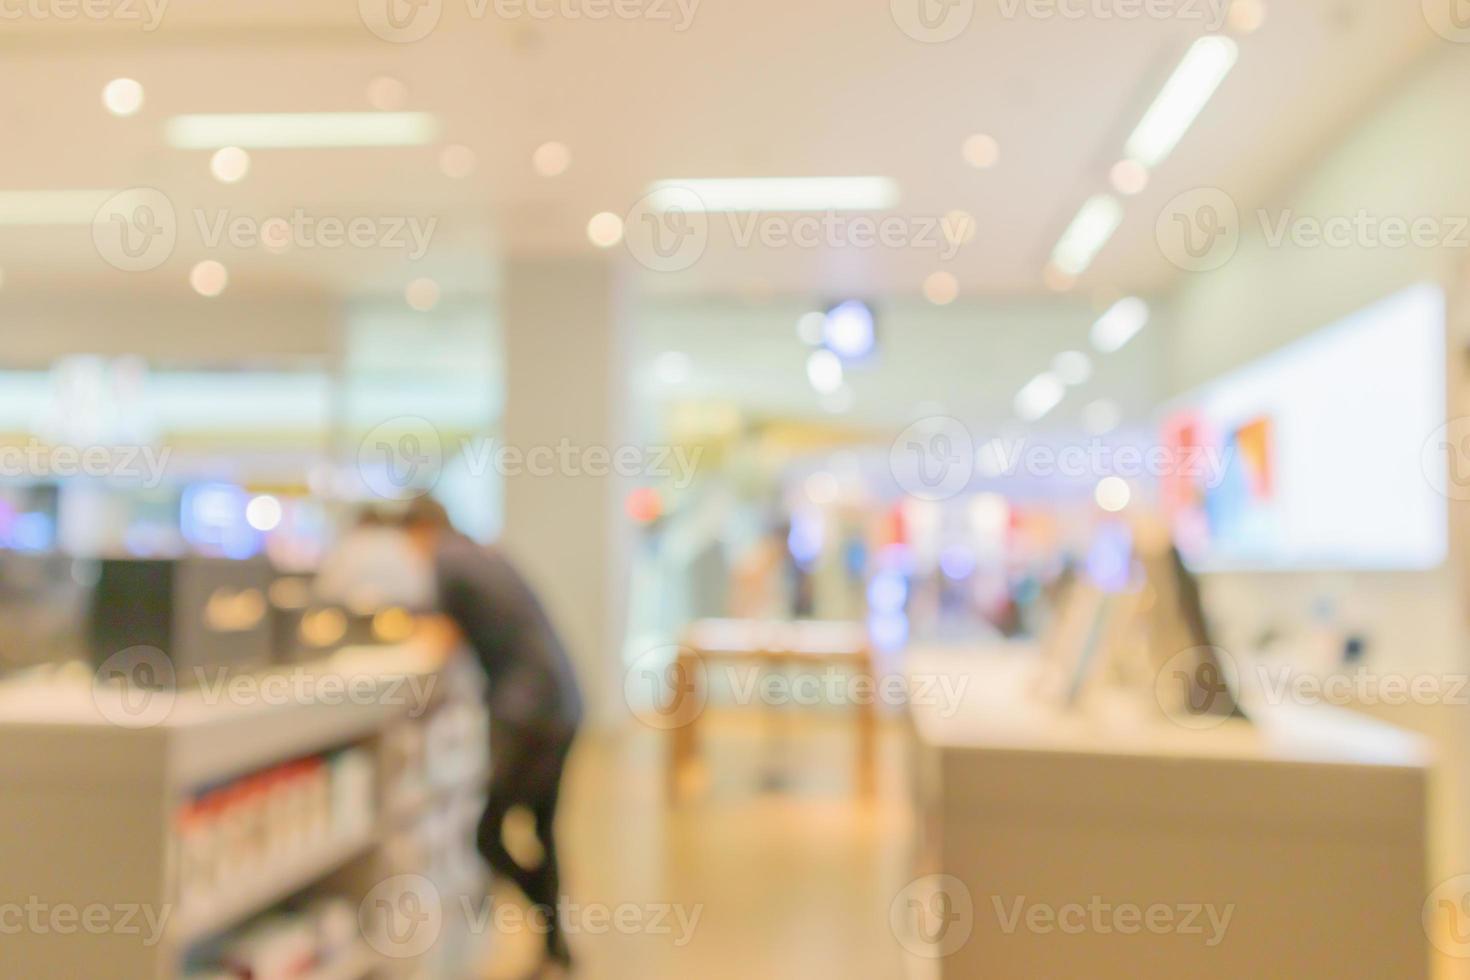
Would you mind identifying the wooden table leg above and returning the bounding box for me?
[667,648,704,802]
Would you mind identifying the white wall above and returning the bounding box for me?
[1156,45,1470,947]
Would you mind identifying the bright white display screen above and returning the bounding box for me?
[1161,283,1446,571]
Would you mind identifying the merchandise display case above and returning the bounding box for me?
[905,645,1431,979]
[0,645,491,980]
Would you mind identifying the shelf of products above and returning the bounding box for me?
[184,897,377,980]
[0,646,491,979]
[174,748,376,943]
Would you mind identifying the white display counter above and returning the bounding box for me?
[906,645,1432,979]
[0,646,489,980]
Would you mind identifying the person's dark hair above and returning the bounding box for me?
[399,495,454,533]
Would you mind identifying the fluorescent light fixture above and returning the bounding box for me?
[165,112,440,149]
[1124,35,1239,168]
[1091,297,1150,352]
[645,177,899,212]
[1014,371,1066,422]
[1050,195,1124,276]
[0,189,123,225]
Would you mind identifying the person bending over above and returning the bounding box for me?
[400,497,583,975]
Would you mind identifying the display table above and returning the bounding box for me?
[0,646,488,980]
[906,645,1432,979]
[668,618,876,799]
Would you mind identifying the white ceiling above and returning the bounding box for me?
[0,0,1446,438]
[0,0,1438,305]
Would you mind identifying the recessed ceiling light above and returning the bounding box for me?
[806,349,844,395]
[1095,476,1131,512]
[1228,0,1266,34]
[962,133,999,169]
[102,78,144,117]
[1049,194,1123,277]
[189,260,228,298]
[1091,297,1150,352]
[209,147,251,184]
[366,75,408,111]
[644,177,898,213]
[405,277,440,312]
[165,112,440,149]
[1052,350,1093,385]
[1124,35,1239,168]
[586,212,624,248]
[923,271,959,305]
[1109,159,1149,196]
[532,141,571,177]
[438,144,477,179]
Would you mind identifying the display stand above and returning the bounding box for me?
[0,646,490,979]
[906,646,1431,979]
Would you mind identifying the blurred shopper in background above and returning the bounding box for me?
[314,507,433,613]
[401,497,583,977]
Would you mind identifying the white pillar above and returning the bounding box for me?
[500,255,631,728]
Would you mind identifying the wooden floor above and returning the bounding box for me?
[475,711,917,980]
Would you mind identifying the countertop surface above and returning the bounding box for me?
[908,644,1432,771]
